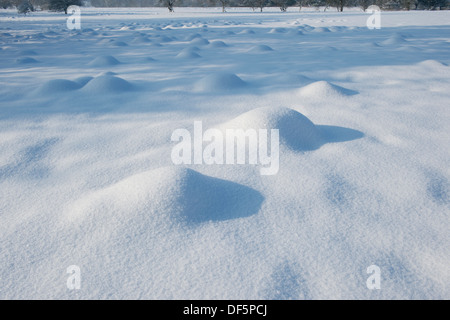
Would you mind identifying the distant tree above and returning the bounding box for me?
[217,0,229,12]
[419,0,448,9]
[255,0,268,11]
[159,0,176,12]
[359,0,373,10]
[17,0,34,13]
[243,0,258,10]
[272,0,289,11]
[309,0,327,10]
[295,0,308,10]
[49,0,82,14]
[327,0,346,11]
[0,0,12,9]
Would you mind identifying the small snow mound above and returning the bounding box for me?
[190,37,209,45]
[269,28,287,34]
[65,167,263,225]
[36,79,81,94]
[381,34,407,45]
[239,29,255,34]
[97,71,117,77]
[81,75,134,93]
[88,55,121,67]
[209,40,228,48]
[176,48,201,59]
[131,36,151,44]
[248,45,274,53]
[311,27,331,33]
[220,107,324,151]
[111,41,128,47]
[417,60,447,68]
[194,73,247,92]
[298,81,358,98]
[19,49,38,56]
[16,57,38,64]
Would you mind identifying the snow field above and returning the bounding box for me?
[0,7,449,299]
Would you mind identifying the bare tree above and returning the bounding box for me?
[243,0,258,10]
[255,0,268,11]
[272,0,290,11]
[159,0,176,12]
[327,0,346,11]
[217,0,229,12]
[359,0,372,10]
[295,0,307,10]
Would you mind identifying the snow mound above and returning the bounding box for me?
[209,40,228,48]
[18,49,38,56]
[239,29,255,34]
[311,27,331,33]
[298,81,358,97]
[190,37,209,45]
[176,48,201,59]
[36,79,81,94]
[131,36,151,44]
[157,35,173,43]
[381,34,407,45]
[248,44,273,53]
[97,71,117,77]
[16,57,38,64]
[417,59,447,68]
[194,73,247,92]
[111,41,128,47]
[87,55,121,67]
[65,167,263,225]
[269,28,287,34]
[220,107,324,151]
[81,75,134,93]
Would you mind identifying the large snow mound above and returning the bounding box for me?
[66,167,263,226]
[219,107,325,151]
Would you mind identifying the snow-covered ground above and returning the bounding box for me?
[0,7,449,299]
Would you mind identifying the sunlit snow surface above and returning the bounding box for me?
[0,7,449,299]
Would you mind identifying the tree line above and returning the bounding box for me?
[1,0,448,14]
